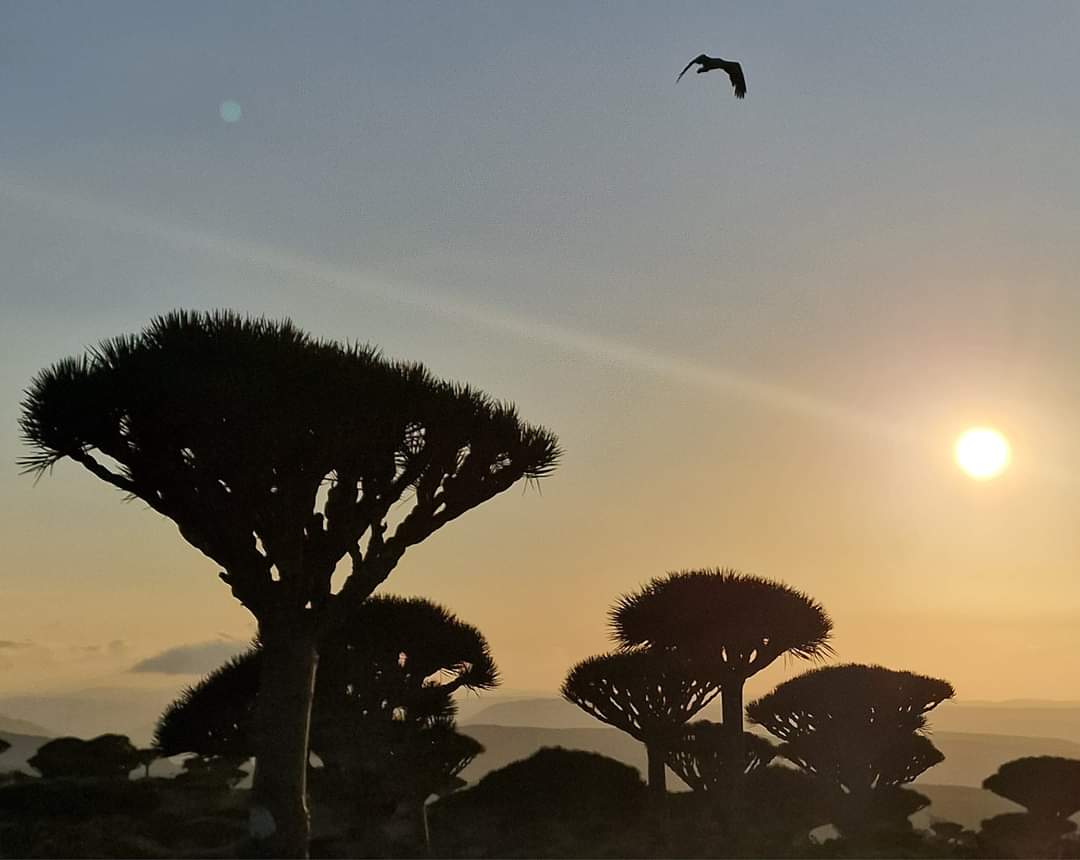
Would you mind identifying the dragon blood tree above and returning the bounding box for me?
[20,311,559,856]
[747,664,954,836]
[561,648,721,796]
[611,569,833,781]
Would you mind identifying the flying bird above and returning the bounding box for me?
[676,54,747,98]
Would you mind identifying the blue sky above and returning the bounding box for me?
[2,1,1080,699]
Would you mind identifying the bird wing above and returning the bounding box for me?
[676,54,708,83]
[722,61,747,98]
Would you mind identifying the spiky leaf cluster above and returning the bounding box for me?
[747,664,953,793]
[982,756,1080,820]
[20,310,560,619]
[561,649,721,744]
[611,569,833,678]
[666,721,776,792]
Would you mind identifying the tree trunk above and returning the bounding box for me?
[720,680,746,828]
[251,620,319,858]
[645,742,668,797]
[721,681,745,769]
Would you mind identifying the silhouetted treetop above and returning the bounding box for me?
[982,756,1080,820]
[747,664,954,739]
[610,569,833,672]
[19,309,561,619]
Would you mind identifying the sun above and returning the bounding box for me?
[954,427,1011,480]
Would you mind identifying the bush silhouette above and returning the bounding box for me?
[428,747,647,857]
[20,310,559,856]
[28,735,141,781]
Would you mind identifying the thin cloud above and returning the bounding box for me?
[0,175,910,445]
[129,640,249,675]
[0,640,33,650]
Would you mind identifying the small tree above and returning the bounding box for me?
[561,649,721,796]
[611,569,832,780]
[980,757,1080,857]
[20,311,559,856]
[666,721,776,793]
[747,664,953,836]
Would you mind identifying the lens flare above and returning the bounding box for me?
[219,100,242,123]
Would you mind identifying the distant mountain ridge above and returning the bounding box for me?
[463,695,1080,745]
[0,713,52,737]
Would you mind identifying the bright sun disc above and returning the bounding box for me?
[955,427,1010,480]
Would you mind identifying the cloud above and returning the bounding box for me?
[0,640,33,650]
[129,640,250,675]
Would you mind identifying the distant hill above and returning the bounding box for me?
[0,730,52,775]
[0,713,52,737]
[931,701,1080,744]
[0,686,181,745]
[921,731,1080,787]
[913,785,1022,830]
[460,723,1080,792]
[463,695,1080,744]
[462,698,602,729]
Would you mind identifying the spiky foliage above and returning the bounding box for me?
[155,594,497,758]
[155,649,262,758]
[611,569,834,672]
[746,664,953,796]
[19,309,561,621]
[562,650,721,746]
[983,756,1080,820]
[28,735,141,780]
[667,722,776,792]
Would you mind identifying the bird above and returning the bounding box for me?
[676,54,747,98]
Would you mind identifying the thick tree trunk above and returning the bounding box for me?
[720,681,746,828]
[251,621,319,858]
[645,742,668,797]
[721,682,745,768]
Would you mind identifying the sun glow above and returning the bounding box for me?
[955,427,1011,480]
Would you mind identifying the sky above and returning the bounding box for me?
[2,1,1080,705]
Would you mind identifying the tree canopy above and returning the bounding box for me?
[19,310,561,624]
[611,569,833,673]
[982,756,1080,820]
